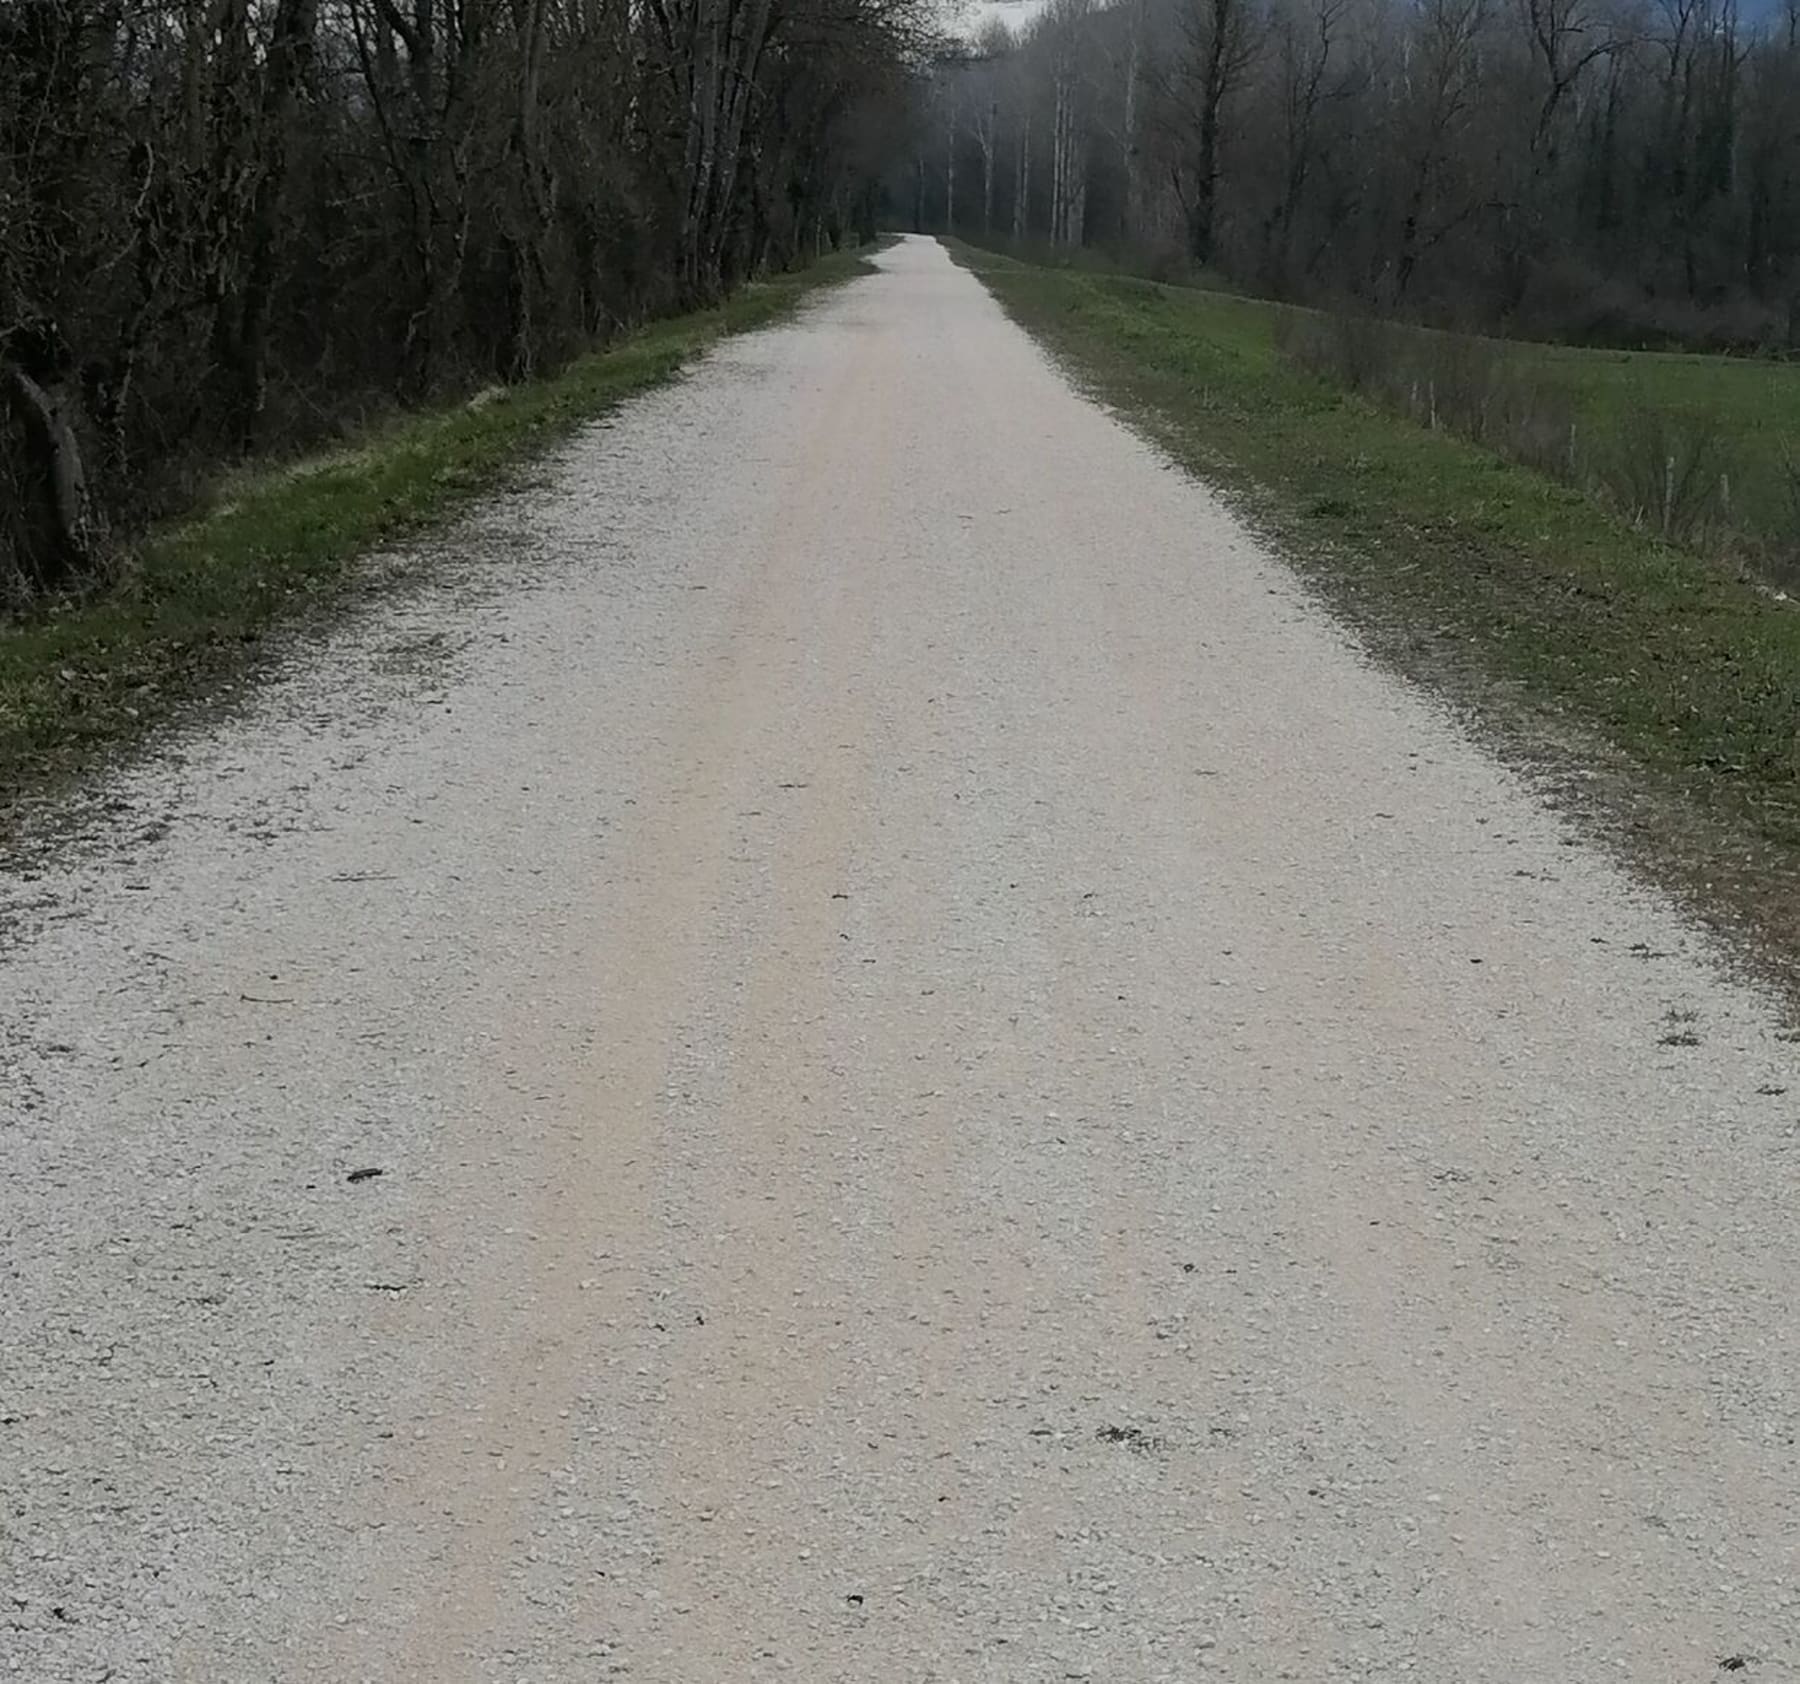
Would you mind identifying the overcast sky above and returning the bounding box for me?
[959,0,1048,41]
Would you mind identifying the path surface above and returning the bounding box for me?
[4,237,1798,1683]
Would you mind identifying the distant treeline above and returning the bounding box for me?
[912,0,1800,349]
[0,0,922,605]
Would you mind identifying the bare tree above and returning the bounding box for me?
[904,0,1800,345]
[0,0,930,603]
[1260,0,1346,289]
[1041,0,1094,246]
[1172,0,1262,262]
[1386,0,1485,302]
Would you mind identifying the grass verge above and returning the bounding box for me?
[956,232,1800,573]
[0,247,876,816]
[952,242,1800,983]
[1539,340,1800,551]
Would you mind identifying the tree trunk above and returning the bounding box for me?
[226,0,321,441]
[946,104,956,232]
[1052,76,1072,243]
[1121,0,1143,244]
[675,0,777,300]
[2,361,106,592]
[503,0,551,381]
[1013,109,1031,238]
[1187,0,1241,266]
[1189,85,1222,261]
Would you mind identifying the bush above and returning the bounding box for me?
[1274,307,1579,482]
[1598,406,1726,543]
[1273,309,1400,396]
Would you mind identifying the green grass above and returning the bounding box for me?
[0,248,875,812]
[959,230,1800,555]
[1536,341,1800,544]
[952,242,1800,972]
[931,228,1239,294]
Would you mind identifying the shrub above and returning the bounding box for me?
[1598,406,1726,543]
[1276,308,1579,482]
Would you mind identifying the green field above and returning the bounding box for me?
[1537,340,1800,548]
[0,248,876,814]
[970,234,1800,561]
[953,243,1800,979]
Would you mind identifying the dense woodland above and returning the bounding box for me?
[914,0,1800,348]
[0,0,922,603]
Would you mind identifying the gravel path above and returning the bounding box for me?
[4,236,1798,1683]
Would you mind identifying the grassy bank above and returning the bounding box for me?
[1545,344,1800,556]
[953,242,1800,975]
[0,248,875,812]
[958,233,1800,569]
[1271,309,1800,573]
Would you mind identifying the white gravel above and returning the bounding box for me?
[3,236,1798,1683]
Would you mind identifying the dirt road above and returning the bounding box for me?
[4,237,1797,1682]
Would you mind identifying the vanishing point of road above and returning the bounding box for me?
[3,238,1796,1682]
